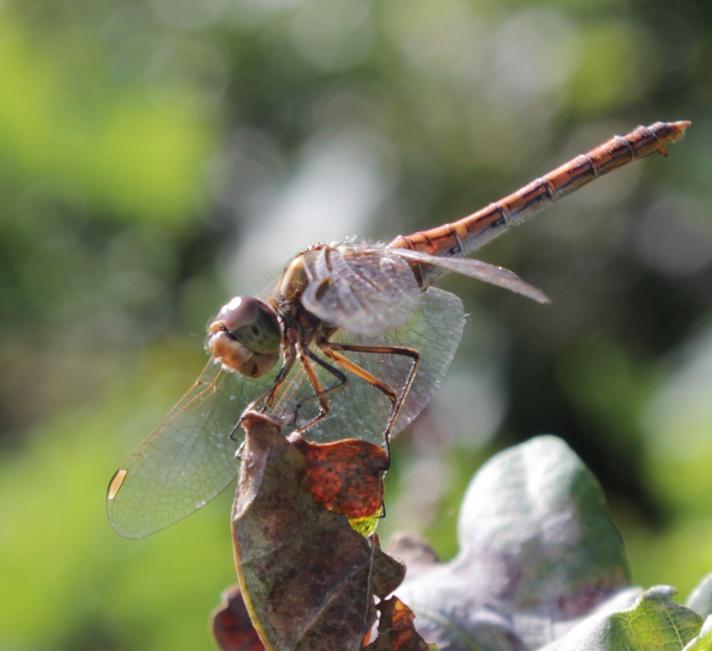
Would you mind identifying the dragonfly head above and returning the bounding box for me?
[206,296,281,378]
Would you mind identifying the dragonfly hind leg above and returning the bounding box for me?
[316,339,420,465]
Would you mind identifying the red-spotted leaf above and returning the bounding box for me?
[232,412,405,651]
[363,597,434,651]
[288,432,388,520]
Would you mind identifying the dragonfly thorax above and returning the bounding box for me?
[206,296,281,378]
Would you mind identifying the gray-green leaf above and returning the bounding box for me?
[395,436,631,649]
[687,575,712,618]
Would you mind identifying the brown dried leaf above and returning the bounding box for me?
[289,432,388,519]
[364,597,434,651]
[211,585,265,651]
[232,412,405,651]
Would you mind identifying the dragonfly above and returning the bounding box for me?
[108,120,690,538]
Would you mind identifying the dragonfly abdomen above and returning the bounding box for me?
[389,120,690,258]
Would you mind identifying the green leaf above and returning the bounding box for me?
[683,617,712,651]
[543,586,702,651]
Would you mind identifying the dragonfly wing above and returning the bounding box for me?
[392,248,550,304]
[301,244,422,336]
[107,361,281,538]
[276,287,465,446]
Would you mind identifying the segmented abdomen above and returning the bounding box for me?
[389,120,690,258]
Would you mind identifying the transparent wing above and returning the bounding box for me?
[108,286,463,538]
[392,248,550,304]
[107,360,281,538]
[301,244,422,336]
[272,287,465,445]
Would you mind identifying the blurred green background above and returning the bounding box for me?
[1,0,711,649]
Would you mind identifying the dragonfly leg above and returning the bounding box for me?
[231,345,297,440]
[261,346,297,410]
[291,348,347,426]
[316,340,420,465]
[291,341,334,432]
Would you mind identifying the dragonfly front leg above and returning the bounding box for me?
[232,345,297,441]
[291,341,336,432]
[291,348,348,426]
[316,339,420,464]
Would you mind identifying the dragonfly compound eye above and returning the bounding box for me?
[206,296,280,378]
